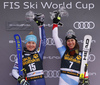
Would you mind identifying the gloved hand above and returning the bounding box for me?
[34,13,44,26]
[84,78,90,85]
[18,76,29,85]
[53,12,61,24]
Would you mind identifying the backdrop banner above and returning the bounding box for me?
[0,0,99,85]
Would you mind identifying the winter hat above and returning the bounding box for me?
[65,29,77,41]
[25,31,37,44]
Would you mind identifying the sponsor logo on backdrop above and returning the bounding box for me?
[88,72,97,76]
[43,24,63,27]
[78,40,96,43]
[46,38,63,46]
[43,56,61,59]
[44,24,53,27]
[73,21,95,29]
[9,40,25,43]
[6,21,33,30]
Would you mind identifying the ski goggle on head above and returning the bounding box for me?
[25,35,37,44]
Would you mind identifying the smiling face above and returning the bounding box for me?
[66,39,76,49]
[26,41,36,51]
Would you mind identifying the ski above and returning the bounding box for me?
[14,34,23,76]
[79,35,92,85]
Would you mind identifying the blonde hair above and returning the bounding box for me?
[29,31,34,35]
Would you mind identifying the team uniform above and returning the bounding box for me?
[52,24,83,85]
[12,26,46,85]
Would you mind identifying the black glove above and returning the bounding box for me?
[18,76,29,85]
[53,12,61,24]
[84,78,90,85]
[34,14,44,26]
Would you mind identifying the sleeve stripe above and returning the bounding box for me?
[52,24,58,30]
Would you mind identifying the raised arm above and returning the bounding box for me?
[52,13,66,58]
[38,25,46,60]
[34,14,46,60]
[52,24,63,48]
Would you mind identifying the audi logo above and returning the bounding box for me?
[44,70,60,78]
[73,21,95,29]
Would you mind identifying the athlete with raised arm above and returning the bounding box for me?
[52,12,90,85]
[12,13,46,85]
